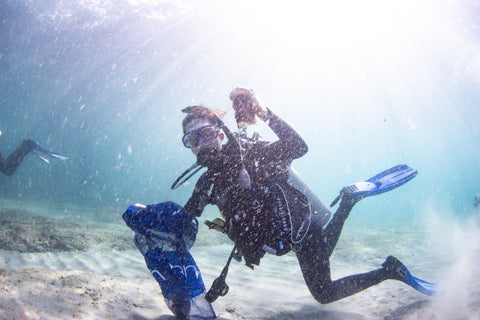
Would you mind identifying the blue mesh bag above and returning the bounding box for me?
[123,201,216,319]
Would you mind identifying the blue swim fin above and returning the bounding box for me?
[32,150,51,163]
[31,140,69,162]
[330,164,417,207]
[46,152,69,160]
[382,255,436,296]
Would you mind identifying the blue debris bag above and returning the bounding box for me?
[123,201,216,319]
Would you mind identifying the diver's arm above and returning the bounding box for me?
[261,108,308,161]
[229,87,307,161]
[184,195,203,217]
[184,172,213,217]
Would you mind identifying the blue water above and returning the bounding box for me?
[1,0,479,225]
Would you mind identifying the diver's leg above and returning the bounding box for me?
[0,153,7,175]
[314,269,389,304]
[296,217,334,302]
[297,222,390,304]
[322,195,358,258]
[2,140,36,176]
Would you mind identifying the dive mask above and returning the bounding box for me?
[182,124,220,149]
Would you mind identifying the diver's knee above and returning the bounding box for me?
[313,293,335,304]
[309,288,336,304]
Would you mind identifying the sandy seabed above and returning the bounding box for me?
[0,200,479,320]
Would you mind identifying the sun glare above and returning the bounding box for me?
[217,0,442,57]
[197,0,456,93]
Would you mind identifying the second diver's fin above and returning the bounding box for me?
[46,152,69,160]
[330,164,417,207]
[32,150,51,163]
[382,255,436,296]
[31,140,69,162]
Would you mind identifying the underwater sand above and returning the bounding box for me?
[1,199,479,320]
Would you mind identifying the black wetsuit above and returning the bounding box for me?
[185,109,392,304]
[0,140,36,176]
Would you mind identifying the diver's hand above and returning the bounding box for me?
[330,187,362,209]
[229,87,267,127]
[338,188,362,209]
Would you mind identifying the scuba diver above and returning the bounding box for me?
[176,87,436,305]
[474,193,480,208]
[0,139,68,176]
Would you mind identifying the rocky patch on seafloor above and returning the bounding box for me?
[0,208,135,252]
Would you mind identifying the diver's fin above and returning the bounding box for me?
[330,164,417,207]
[382,255,436,296]
[31,140,69,161]
[47,152,69,160]
[409,276,437,295]
[32,150,50,163]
